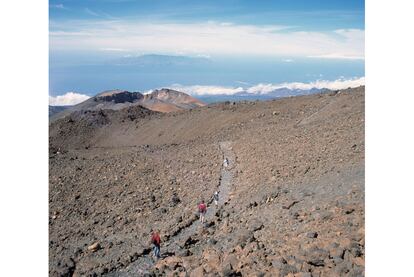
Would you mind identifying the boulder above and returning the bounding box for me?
[190,266,205,277]
[306,232,318,238]
[221,263,241,277]
[270,256,287,269]
[349,242,363,257]
[295,273,312,277]
[202,249,221,272]
[87,242,100,252]
[279,264,298,276]
[247,219,264,232]
[303,247,329,267]
[223,254,241,272]
[56,257,76,276]
[329,247,345,259]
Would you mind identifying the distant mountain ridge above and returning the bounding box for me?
[110,54,211,66]
[50,88,206,121]
[197,87,331,103]
[49,86,344,120]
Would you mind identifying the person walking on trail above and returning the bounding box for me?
[151,229,161,259]
[223,157,229,168]
[213,191,219,207]
[198,200,207,223]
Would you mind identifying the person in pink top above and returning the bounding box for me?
[198,200,207,223]
[150,229,161,259]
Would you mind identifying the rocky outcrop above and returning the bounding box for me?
[95,90,143,103]
[146,88,205,108]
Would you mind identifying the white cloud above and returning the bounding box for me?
[247,77,365,93]
[49,92,90,106]
[85,8,99,17]
[166,77,365,95]
[235,81,251,85]
[169,84,244,95]
[50,20,364,59]
[308,54,364,60]
[49,77,364,105]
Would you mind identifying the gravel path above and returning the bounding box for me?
[107,141,235,276]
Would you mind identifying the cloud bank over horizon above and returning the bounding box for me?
[50,21,364,60]
[50,77,364,105]
[49,1,364,98]
[169,77,365,96]
[49,92,90,106]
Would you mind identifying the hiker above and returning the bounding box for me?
[213,191,219,207]
[223,158,229,167]
[198,200,207,223]
[151,229,161,259]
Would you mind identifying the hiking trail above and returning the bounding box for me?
[106,141,235,276]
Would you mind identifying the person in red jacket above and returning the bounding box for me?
[151,229,161,259]
[198,200,207,223]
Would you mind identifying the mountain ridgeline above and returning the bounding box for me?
[50,88,206,121]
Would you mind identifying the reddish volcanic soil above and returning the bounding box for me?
[49,87,364,276]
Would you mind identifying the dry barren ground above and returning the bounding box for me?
[49,87,364,276]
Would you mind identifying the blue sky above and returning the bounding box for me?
[50,0,364,30]
[49,0,365,104]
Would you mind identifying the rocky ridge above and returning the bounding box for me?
[50,88,206,121]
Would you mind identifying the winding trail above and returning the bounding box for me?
[107,141,235,276]
[214,141,234,208]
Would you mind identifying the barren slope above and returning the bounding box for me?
[49,86,364,276]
